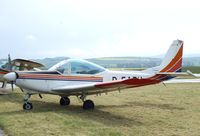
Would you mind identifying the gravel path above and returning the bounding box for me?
[0,129,4,136]
[0,82,13,94]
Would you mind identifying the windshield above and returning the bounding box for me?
[56,59,105,75]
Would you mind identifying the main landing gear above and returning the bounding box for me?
[59,95,94,110]
[80,94,94,110]
[83,100,94,110]
[59,97,70,106]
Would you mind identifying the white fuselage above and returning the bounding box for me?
[15,70,153,94]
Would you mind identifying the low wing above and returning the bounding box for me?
[51,78,160,95]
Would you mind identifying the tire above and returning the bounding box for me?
[60,97,70,106]
[23,102,33,110]
[83,100,94,110]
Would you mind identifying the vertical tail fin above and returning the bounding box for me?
[159,40,183,72]
[144,40,183,73]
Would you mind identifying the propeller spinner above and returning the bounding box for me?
[3,72,17,82]
[3,72,18,91]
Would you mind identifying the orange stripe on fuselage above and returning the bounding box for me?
[19,74,103,81]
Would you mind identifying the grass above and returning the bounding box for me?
[1,83,200,136]
[182,66,200,73]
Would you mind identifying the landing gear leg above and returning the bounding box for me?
[23,94,33,110]
[80,94,95,110]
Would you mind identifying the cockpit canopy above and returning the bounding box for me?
[52,59,106,75]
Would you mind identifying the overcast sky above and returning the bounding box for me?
[0,0,200,59]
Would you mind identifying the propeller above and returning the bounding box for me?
[3,72,18,91]
[1,54,13,90]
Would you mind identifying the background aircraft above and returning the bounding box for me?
[3,40,193,110]
[0,55,44,94]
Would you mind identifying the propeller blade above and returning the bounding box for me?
[8,54,12,71]
[1,81,7,88]
[11,81,14,91]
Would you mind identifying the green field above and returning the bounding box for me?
[1,83,200,136]
[182,66,200,73]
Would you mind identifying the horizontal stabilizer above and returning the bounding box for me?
[157,70,197,78]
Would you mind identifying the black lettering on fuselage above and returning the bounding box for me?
[121,76,126,80]
[112,76,138,81]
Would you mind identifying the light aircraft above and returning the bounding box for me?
[3,40,192,110]
[0,55,44,92]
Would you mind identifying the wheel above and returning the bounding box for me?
[23,102,33,110]
[60,97,70,106]
[83,100,94,110]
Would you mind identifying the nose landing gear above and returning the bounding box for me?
[23,94,33,110]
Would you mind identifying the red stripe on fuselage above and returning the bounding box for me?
[0,71,8,75]
[96,78,160,88]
